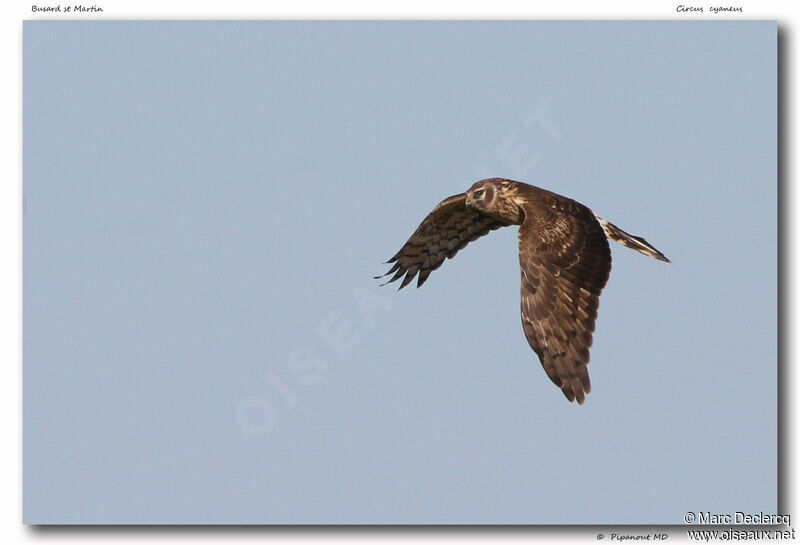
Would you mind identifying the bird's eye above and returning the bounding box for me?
[473,189,485,198]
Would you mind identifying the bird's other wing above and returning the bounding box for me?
[379,193,509,289]
[518,196,612,404]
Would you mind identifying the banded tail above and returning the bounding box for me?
[594,214,671,263]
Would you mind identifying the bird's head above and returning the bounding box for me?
[465,178,523,224]
[465,179,503,210]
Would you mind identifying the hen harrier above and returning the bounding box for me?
[378,178,669,404]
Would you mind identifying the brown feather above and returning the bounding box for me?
[379,178,668,404]
[379,194,509,289]
[516,185,611,404]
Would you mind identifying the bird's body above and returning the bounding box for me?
[379,178,669,404]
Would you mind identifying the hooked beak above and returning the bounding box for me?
[465,195,472,206]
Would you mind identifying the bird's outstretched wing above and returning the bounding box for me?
[379,194,509,289]
[517,196,611,404]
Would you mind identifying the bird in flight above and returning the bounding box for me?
[378,178,669,404]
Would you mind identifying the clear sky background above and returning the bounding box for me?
[23,21,776,524]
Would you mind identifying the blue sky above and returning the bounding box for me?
[24,21,776,523]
